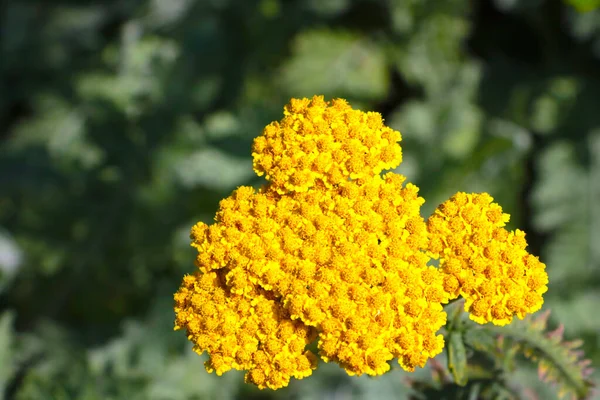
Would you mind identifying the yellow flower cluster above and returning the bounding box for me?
[174,271,317,389]
[427,193,548,326]
[174,95,548,390]
[252,96,402,193]
[205,175,450,376]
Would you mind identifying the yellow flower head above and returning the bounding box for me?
[174,96,548,390]
[218,174,449,375]
[174,271,317,390]
[252,95,402,194]
[427,192,548,326]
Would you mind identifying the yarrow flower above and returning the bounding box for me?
[427,193,548,326]
[174,95,548,390]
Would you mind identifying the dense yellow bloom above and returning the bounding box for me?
[186,174,449,378]
[219,175,449,375]
[252,96,402,193]
[174,271,317,389]
[427,193,549,326]
[174,96,548,390]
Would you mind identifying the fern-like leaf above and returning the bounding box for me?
[483,311,595,400]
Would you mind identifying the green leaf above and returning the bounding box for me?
[463,327,497,353]
[280,29,388,101]
[394,14,472,95]
[6,95,104,170]
[448,331,468,386]
[532,134,600,301]
[482,311,594,400]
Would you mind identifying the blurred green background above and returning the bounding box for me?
[0,0,599,398]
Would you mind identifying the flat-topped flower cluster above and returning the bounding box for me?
[174,96,548,390]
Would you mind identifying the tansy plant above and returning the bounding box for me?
[174,96,592,396]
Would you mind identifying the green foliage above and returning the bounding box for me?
[479,311,595,400]
[1,0,599,398]
[281,29,389,100]
[0,312,15,393]
[447,332,468,387]
[415,307,594,400]
[566,0,600,12]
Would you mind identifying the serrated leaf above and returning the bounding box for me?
[483,311,595,400]
[448,331,468,386]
